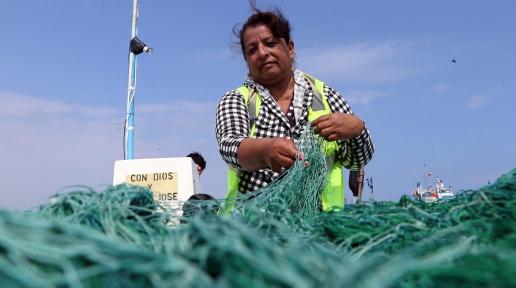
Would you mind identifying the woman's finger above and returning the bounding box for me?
[318,126,336,138]
[326,133,339,141]
[311,114,330,127]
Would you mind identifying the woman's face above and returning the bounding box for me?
[243,24,294,86]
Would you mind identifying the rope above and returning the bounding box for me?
[0,126,514,287]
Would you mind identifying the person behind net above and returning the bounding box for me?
[215,2,374,211]
[187,151,206,176]
[182,152,218,219]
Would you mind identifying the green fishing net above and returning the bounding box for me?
[1,126,515,287]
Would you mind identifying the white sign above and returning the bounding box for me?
[124,171,179,201]
[113,157,202,222]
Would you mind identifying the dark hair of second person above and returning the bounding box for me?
[187,151,206,174]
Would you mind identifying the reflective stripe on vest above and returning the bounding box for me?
[305,74,344,211]
[219,86,259,214]
[222,74,344,213]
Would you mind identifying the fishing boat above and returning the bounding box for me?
[412,177,454,203]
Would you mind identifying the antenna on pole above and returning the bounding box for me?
[366,177,374,201]
[412,167,421,183]
[124,0,152,160]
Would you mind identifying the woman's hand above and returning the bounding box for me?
[238,137,297,172]
[262,138,297,173]
[311,113,365,141]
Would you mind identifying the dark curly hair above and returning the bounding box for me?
[187,151,206,171]
[234,0,292,59]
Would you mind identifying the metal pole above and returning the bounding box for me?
[125,0,139,160]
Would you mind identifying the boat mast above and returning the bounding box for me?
[124,0,151,159]
[124,0,139,160]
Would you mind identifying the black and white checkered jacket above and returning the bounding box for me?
[216,69,374,193]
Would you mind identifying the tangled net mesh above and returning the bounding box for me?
[1,126,515,287]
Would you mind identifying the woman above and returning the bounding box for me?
[215,5,374,210]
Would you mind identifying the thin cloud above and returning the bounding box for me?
[0,92,72,116]
[432,83,450,93]
[344,89,391,106]
[298,41,417,86]
[190,48,240,64]
[0,92,117,118]
[136,101,218,152]
[139,101,216,115]
[466,94,487,110]
[0,93,224,209]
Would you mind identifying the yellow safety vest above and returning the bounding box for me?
[222,74,344,213]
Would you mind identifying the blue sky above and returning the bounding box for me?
[1,0,515,209]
